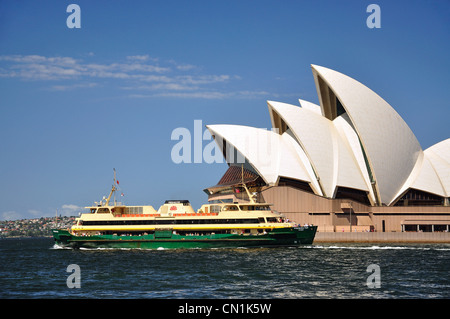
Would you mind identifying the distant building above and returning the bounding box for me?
[205,65,450,232]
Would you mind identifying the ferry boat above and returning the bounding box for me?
[52,172,317,249]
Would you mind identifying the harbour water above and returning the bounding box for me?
[1,237,449,299]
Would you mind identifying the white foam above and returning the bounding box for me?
[50,243,71,250]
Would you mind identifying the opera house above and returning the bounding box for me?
[205,65,450,233]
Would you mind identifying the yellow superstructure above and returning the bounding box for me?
[70,173,293,236]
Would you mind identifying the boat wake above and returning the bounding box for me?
[50,243,72,250]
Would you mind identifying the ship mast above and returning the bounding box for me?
[241,164,257,204]
[104,168,118,206]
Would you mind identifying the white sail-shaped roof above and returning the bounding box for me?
[206,65,448,206]
[311,65,422,205]
[411,155,447,197]
[268,101,335,196]
[281,130,323,195]
[206,124,313,187]
[333,114,376,204]
[391,139,449,204]
[299,99,322,115]
[424,139,450,197]
[268,101,369,197]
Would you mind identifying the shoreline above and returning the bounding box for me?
[315,232,450,243]
[0,236,53,239]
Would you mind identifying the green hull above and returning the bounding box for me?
[52,227,317,249]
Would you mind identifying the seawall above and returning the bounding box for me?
[314,232,450,243]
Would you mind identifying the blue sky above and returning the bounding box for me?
[0,0,449,220]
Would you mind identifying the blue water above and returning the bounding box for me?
[0,238,449,299]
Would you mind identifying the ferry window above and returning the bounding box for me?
[266,217,278,223]
[90,208,97,214]
[258,217,266,223]
[209,199,233,204]
[210,205,221,213]
[125,207,143,214]
[97,208,110,214]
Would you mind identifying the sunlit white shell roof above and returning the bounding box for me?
[421,139,450,197]
[206,124,314,187]
[267,100,369,199]
[207,65,449,206]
